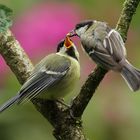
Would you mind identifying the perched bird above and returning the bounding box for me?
[0,36,80,113]
[68,20,140,91]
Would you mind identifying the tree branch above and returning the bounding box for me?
[0,30,34,84]
[0,0,139,139]
[116,0,140,42]
[71,67,107,118]
[70,0,140,118]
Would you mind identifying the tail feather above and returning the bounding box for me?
[0,94,20,113]
[121,60,140,91]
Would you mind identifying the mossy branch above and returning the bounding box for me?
[0,0,139,139]
[116,0,140,42]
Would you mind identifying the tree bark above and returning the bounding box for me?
[0,0,139,139]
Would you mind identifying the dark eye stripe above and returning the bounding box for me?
[57,40,64,52]
[75,20,93,30]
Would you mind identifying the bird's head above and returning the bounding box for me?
[57,36,79,61]
[68,20,94,37]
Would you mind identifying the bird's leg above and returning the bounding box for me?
[56,99,70,108]
[56,98,82,123]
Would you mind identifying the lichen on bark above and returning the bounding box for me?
[0,0,139,139]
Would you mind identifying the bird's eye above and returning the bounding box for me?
[57,40,64,52]
[75,24,81,30]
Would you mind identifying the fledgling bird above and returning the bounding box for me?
[0,36,80,113]
[68,20,140,91]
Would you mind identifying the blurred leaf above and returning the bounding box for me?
[0,4,13,33]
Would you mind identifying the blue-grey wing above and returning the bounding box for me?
[88,40,115,68]
[103,29,126,61]
[87,29,126,69]
[18,55,70,103]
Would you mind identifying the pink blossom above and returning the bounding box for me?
[12,3,81,57]
[0,2,81,77]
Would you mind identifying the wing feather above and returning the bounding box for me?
[103,29,126,61]
[17,54,70,103]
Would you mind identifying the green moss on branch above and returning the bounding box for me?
[0,0,139,139]
[116,0,140,42]
[0,30,34,84]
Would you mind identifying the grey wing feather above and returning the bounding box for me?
[103,29,126,61]
[89,39,116,68]
[18,54,70,103]
[0,54,71,112]
[0,94,20,113]
[18,71,62,103]
[89,29,126,69]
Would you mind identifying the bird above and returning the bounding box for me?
[68,20,140,91]
[0,36,80,113]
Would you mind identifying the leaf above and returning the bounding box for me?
[0,4,13,33]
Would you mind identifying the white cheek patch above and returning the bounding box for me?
[76,25,88,36]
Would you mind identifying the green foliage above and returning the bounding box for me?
[0,4,13,33]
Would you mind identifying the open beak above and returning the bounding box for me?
[67,30,77,37]
[64,36,73,48]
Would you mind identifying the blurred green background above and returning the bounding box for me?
[0,0,140,140]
